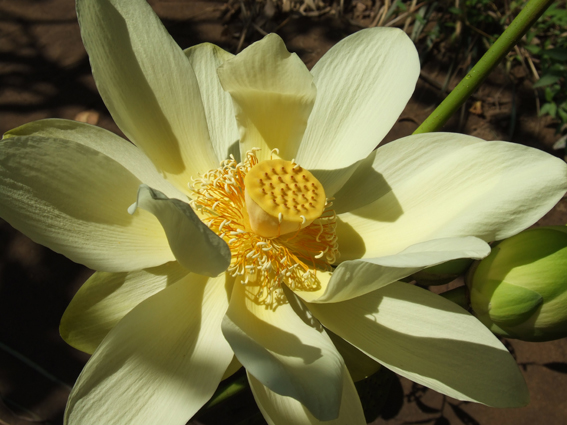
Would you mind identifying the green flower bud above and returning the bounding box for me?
[469,226,567,341]
[413,258,473,286]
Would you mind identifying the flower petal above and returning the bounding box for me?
[184,44,240,162]
[296,27,419,169]
[248,366,366,425]
[5,119,187,200]
[326,330,381,382]
[338,133,567,259]
[60,261,189,354]
[297,237,489,303]
[65,273,234,425]
[308,282,530,408]
[0,134,175,272]
[129,185,231,277]
[76,0,218,189]
[217,34,316,163]
[221,282,344,421]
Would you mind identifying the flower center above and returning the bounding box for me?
[244,158,326,238]
[189,150,339,305]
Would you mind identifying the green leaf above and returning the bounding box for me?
[540,102,558,118]
[542,48,567,61]
[534,72,562,88]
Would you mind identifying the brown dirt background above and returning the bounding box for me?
[0,0,566,424]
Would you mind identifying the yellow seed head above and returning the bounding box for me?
[244,159,325,238]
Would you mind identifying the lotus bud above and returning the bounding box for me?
[468,226,567,341]
[412,258,473,286]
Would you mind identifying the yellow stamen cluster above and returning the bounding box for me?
[189,150,339,305]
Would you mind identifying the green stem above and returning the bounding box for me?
[413,0,554,134]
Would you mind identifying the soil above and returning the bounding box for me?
[0,1,566,424]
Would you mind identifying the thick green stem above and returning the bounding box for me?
[413,0,554,134]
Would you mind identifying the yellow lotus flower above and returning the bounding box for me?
[1,0,566,424]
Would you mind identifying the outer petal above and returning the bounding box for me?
[296,28,419,170]
[217,34,316,163]
[60,261,189,354]
[184,44,240,162]
[4,119,187,201]
[221,282,344,421]
[338,133,567,260]
[295,237,489,303]
[77,0,218,189]
[129,185,231,277]
[65,273,234,425]
[248,366,366,425]
[308,282,530,408]
[0,135,175,272]
[327,330,381,382]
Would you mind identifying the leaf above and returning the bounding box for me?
[540,102,558,118]
[542,48,567,61]
[543,362,567,374]
[534,72,562,88]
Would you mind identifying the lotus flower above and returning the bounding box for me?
[1,0,566,424]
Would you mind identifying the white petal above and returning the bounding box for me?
[0,134,175,272]
[338,133,567,259]
[129,185,231,277]
[5,119,187,201]
[221,282,344,421]
[249,366,366,425]
[76,0,218,189]
[184,44,240,162]
[296,237,489,303]
[217,34,316,163]
[308,282,530,408]
[297,27,419,169]
[65,273,234,425]
[60,261,189,354]
[327,331,381,382]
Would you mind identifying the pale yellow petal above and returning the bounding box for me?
[129,185,231,277]
[0,135,174,272]
[65,273,234,425]
[308,282,530,407]
[184,43,240,162]
[60,261,189,354]
[249,365,366,425]
[77,0,218,190]
[338,133,567,259]
[297,27,419,169]
[221,282,344,421]
[217,34,316,162]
